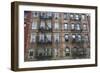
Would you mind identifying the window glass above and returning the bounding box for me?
[28,49,34,58]
[32,21,37,29]
[29,51,33,56]
[72,34,76,39]
[47,21,52,29]
[64,34,69,41]
[75,14,79,20]
[83,24,87,30]
[84,35,88,42]
[76,23,81,30]
[30,33,36,43]
[33,12,38,17]
[54,22,59,29]
[54,13,59,19]
[70,14,74,19]
[65,48,70,52]
[71,23,75,30]
[54,33,59,43]
[64,13,68,19]
[77,34,81,41]
[46,33,51,42]
[64,47,70,56]
[40,21,45,28]
[39,34,45,42]
[81,14,85,20]
[64,23,68,29]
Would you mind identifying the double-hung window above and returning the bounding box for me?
[75,14,80,20]
[64,23,68,30]
[71,23,75,30]
[64,34,69,42]
[75,23,81,30]
[40,21,45,29]
[54,22,59,29]
[54,13,59,19]
[32,21,37,29]
[54,33,60,43]
[30,33,36,43]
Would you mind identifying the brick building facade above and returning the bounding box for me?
[24,11,90,61]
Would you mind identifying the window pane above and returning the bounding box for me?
[40,21,45,28]
[39,34,44,42]
[71,24,75,30]
[32,21,37,29]
[84,35,88,42]
[83,24,87,30]
[64,34,69,41]
[46,33,52,42]
[75,24,81,30]
[54,33,60,43]
[54,22,59,29]
[72,34,76,39]
[30,33,36,43]
[64,13,68,19]
[81,14,85,20]
[65,48,70,52]
[75,14,80,20]
[77,34,81,41]
[28,49,34,59]
[64,23,68,29]
[33,12,39,17]
[64,47,70,56]
[47,21,52,29]
[70,14,74,19]
[29,51,33,56]
[54,13,59,19]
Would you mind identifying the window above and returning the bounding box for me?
[71,23,75,30]
[84,35,89,42]
[30,33,36,43]
[75,23,81,30]
[54,22,59,29]
[33,12,39,17]
[37,48,44,56]
[83,23,87,30]
[54,33,60,43]
[71,47,77,53]
[81,14,86,20]
[72,34,76,40]
[48,48,52,56]
[40,12,45,16]
[65,47,70,56]
[75,14,80,20]
[45,48,48,56]
[39,33,45,42]
[28,49,34,59]
[46,21,52,29]
[40,21,45,29]
[64,23,68,30]
[53,48,58,57]
[46,33,52,42]
[77,48,84,56]
[64,34,69,42]
[63,13,68,20]
[70,14,74,19]
[76,34,81,41]
[32,21,37,29]
[54,13,59,19]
